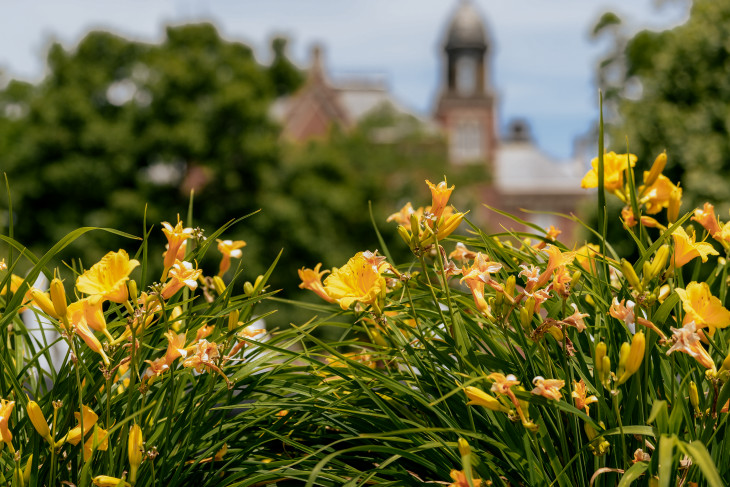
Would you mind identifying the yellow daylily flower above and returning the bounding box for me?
[581,152,637,192]
[448,469,483,487]
[76,250,140,303]
[323,251,389,311]
[0,399,15,452]
[675,282,730,335]
[572,379,598,416]
[386,202,415,228]
[216,239,246,276]
[671,226,718,267]
[641,173,678,215]
[298,263,335,303]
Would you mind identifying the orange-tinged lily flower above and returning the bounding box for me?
[324,251,389,311]
[534,245,576,289]
[76,250,140,303]
[610,298,635,327]
[68,297,112,341]
[572,379,598,416]
[488,373,520,395]
[692,202,722,238]
[672,226,718,267]
[675,282,730,335]
[0,399,15,452]
[298,263,336,303]
[161,218,194,269]
[448,469,483,487]
[531,376,565,400]
[161,260,202,299]
[449,242,478,262]
[74,319,110,366]
[581,152,637,192]
[217,239,246,276]
[563,304,589,332]
[641,173,678,214]
[386,202,416,228]
[164,330,187,365]
[425,179,454,219]
[666,321,715,370]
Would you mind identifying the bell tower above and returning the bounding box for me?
[434,0,497,166]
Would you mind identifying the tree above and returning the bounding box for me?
[597,0,730,213]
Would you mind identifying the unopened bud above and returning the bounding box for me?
[243,281,255,296]
[23,454,32,485]
[50,278,67,318]
[595,342,607,377]
[689,381,700,414]
[457,438,470,457]
[27,401,52,443]
[213,276,226,295]
[228,309,240,332]
[128,424,144,482]
[30,288,60,319]
[570,270,582,291]
[547,325,564,341]
[127,279,138,304]
[397,225,412,247]
[504,275,516,298]
[648,245,670,281]
[621,259,643,292]
[668,186,682,223]
[617,332,645,385]
[644,152,667,187]
[519,306,532,330]
[657,284,671,303]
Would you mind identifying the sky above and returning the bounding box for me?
[0,0,690,160]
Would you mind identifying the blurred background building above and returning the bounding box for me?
[273,0,586,241]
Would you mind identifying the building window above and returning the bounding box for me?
[451,119,483,163]
[455,56,477,96]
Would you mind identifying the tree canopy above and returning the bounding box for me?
[597,0,730,212]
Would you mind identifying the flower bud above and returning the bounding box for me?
[617,331,645,385]
[519,306,532,330]
[127,279,138,304]
[689,381,700,415]
[616,342,631,380]
[621,259,643,292]
[228,309,240,332]
[213,276,226,295]
[93,476,131,487]
[397,225,412,247]
[26,401,52,443]
[644,152,667,187]
[457,438,470,458]
[23,454,33,484]
[243,281,255,296]
[128,424,144,482]
[29,288,60,319]
[50,278,67,318]
[595,342,607,377]
[668,186,682,223]
[657,284,671,303]
[570,270,582,291]
[547,325,564,341]
[464,386,508,412]
[648,245,670,281]
[504,275,516,298]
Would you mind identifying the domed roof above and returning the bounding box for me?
[445,1,488,50]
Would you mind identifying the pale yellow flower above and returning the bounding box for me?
[217,239,246,276]
[562,303,589,332]
[64,406,109,461]
[161,260,202,299]
[581,152,637,192]
[666,321,715,370]
[531,376,565,400]
[76,250,140,303]
[324,251,388,311]
[449,242,478,262]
